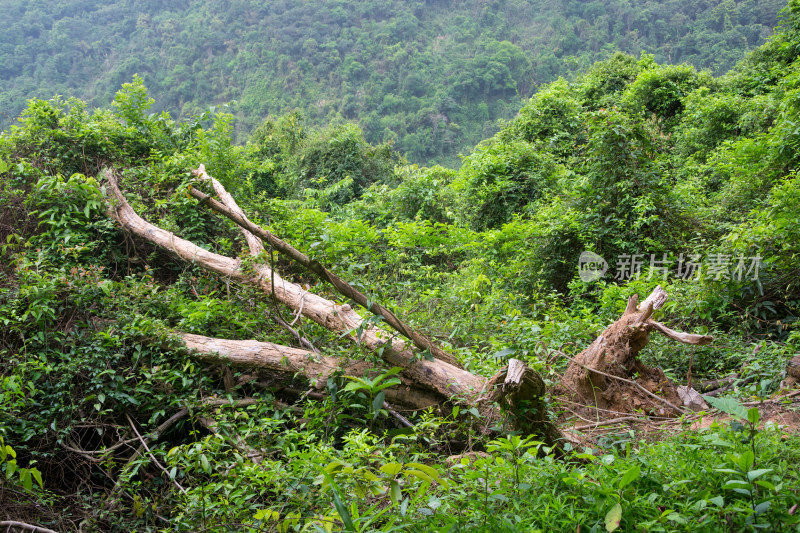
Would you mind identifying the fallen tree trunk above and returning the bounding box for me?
[104,169,476,398]
[560,286,713,417]
[103,168,562,444]
[189,166,460,367]
[181,332,443,410]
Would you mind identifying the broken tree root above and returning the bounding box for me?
[559,286,711,418]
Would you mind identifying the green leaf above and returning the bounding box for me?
[605,503,622,532]
[709,496,725,507]
[493,347,516,360]
[380,462,403,477]
[343,380,368,392]
[703,395,748,420]
[724,480,752,490]
[30,468,42,489]
[618,465,640,489]
[371,390,386,414]
[6,459,17,479]
[405,462,441,481]
[321,471,355,532]
[754,501,772,515]
[747,407,760,426]
[390,480,402,504]
[747,469,773,482]
[200,454,211,474]
[666,512,687,524]
[21,469,31,492]
[373,377,402,393]
[754,480,776,492]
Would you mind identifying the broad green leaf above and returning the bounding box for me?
[703,395,748,420]
[709,496,725,507]
[755,480,776,492]
[373,378,403,393]
[747,407,760,426]
[724,480,752,490]
[30,468,42,489]
[666,512,687,524]
[747,469,773,482]
[390,480,402,504]
[405,469,434,484]
[605,503,622,532]
[702,433,734,448]
[738,450,755,472]
[371,390,386,414]
[6,459,17,478]
[618,465,640,489]
[343,380,368,392]
[405,462,441,480]
[754,501,772,515]
[380,462,403,476]
[324,462,345,474]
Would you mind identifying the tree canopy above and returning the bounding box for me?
[0,0,785,166]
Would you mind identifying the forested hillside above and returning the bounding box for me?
[1,0,800,531]
[0,0,785,165]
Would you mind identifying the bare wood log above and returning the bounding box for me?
[103,169,561,442]
[191,166,320,353]
[181,332,451,411]
[181,332,563,444]
[192,164,265,257]
[104,169,480,400]
[182,333,339,388]
[187,181,461,368]
[560,286,711,417]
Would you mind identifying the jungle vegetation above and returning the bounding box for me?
[1,0,800,532]
[0,0,786,165]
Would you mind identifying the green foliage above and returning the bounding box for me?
[0,0,782,166]
[289,123,399,209]
[0,436,43,493]
[452,140,561,230]
[1,2,800,530]
[622,60,714,131]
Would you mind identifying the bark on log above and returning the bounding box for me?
[560,286,712,417]
[192,164,265,258]
[182,331,563,444]
[181,332,442,410]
